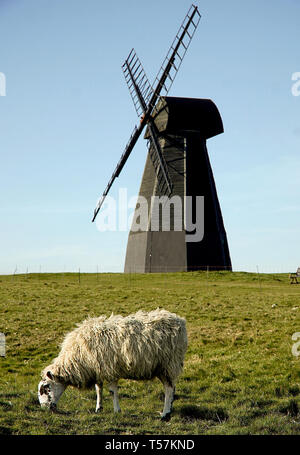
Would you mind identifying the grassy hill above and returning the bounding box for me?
[0,271,299,435]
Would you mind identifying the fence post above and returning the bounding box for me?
[256,265,262,291]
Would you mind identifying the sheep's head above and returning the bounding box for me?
[38,370,66,410]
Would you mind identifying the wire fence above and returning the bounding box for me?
[2,270,297,302]
[2,263,296,277]
[2,263,296,291]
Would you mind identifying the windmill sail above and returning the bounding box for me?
[122,48,153,117]
[153,4,201,98]
[122,49,172,196]
[92,4,201,222]
[92,125,140,222]
[146,123,173,196]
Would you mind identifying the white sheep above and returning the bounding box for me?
[38,308,187,420]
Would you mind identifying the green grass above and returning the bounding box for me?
[0,271,300,435]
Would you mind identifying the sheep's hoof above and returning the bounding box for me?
[95,406,103,413]
[161,412,171,422]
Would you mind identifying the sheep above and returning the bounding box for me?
[38,308,187,420]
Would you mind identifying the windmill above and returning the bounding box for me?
[92,4,232,273]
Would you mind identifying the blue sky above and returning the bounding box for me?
[0,0,299,274]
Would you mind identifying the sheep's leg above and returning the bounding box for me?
[95,383,103,413]
[159,377,175,421]
[108,382,121,413]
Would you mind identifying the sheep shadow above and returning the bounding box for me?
[178,404,229,423]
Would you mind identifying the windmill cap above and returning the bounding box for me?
[145,96,224,140]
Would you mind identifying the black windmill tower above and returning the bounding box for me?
[92,4,232,273]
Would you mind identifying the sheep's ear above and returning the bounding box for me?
[39,384,45,395]
[46,371,54,380]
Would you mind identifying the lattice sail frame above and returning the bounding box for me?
[153,4,201,98]
[122,49,154,118]
[92,4,201,222]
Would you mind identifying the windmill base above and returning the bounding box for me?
[124,231,187,273]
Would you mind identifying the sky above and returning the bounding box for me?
[0,0,299,274]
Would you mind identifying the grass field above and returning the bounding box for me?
[0,271,300,435]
